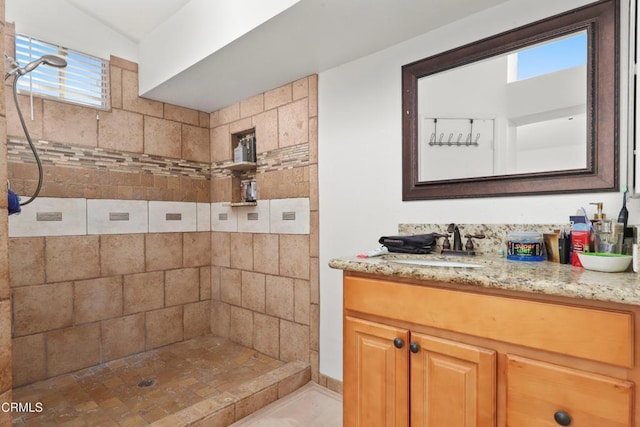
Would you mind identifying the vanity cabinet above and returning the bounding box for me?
[343,274,635,426]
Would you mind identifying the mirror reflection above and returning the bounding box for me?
[418,31,587,182]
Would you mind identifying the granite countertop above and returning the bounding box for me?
[329,254,640,306]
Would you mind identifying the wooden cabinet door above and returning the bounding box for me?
[344,316,410,427]
[410,333,496,427]
[506,355,633,427]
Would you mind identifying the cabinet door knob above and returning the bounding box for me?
[409,342,420,353]
[553,410,572,426]
[393,338,404,349]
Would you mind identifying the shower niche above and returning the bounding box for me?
[223,129,258,206]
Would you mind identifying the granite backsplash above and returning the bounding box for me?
[398,224,569,255]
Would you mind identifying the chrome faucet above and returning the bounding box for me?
[448,223,463,251]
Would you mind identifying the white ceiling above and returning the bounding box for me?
[65,0,192,43]
[44,0,508,111]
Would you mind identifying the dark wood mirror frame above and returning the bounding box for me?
[402,0,618,200]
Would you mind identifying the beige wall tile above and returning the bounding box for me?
[9,237,45,287]
[164,104,200,126]
[278,98,308,148]
[12,282,73,336]
[279,235,309,280]
[100,234,145,276]
[12,333,46,387]
[310,211,319,257]
[98,109,143,153]
[121,69,163,117]
[264,84,292,110]
[211,124,231,162]
[211,232,230,267]
[265,275,294,321]
[110,55,138,72]
[200,265,212,300]
[253,234,279,276]
[46,235,100,282]
[229,306,252,348]
[145,306,183,349]
[229,117,252,136]
[220,268,241,306]
[308,74,318,118]
[47,323,101,377]
[101,313,145,361]
[6,94,43,140]
[43,100,97,147]
[74,276,123,324]
[252,109,278,154]
[199,111,210,128]
[241,271,265,313]
[292,77,309,100]
[110,65,123,109]
[230,233,253,271]
[310,303,319,352]
[182,124,210,163]
[165,267,199,306]
[309,257,319,305]
[184,300,210,339]
[210,265,220,300]
[294,279,310,325]
[0,301,11,392]
[309,116,318,164]
[145,233,183,272]
[279,321,309,362]
[253,313,279,359]
[123,271,164,314]
[184,232,211,267]
[210,300,230,338]
[209,110,220,128]
[218,103,240,125]
[144,116,181,158]
[240,94,264,118]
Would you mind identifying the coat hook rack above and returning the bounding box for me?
[428,118,480,147]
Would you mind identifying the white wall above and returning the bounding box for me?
[318,0,634,381]
[6,0,138,61]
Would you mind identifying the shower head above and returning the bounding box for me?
[21,55,67,74]
[4,54,67,80]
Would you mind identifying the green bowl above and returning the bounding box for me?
[577,252,632,272]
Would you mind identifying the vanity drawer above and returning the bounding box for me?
[344,276,634,367]
[506,355,633,427]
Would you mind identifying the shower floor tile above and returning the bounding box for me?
[12,335,310,426]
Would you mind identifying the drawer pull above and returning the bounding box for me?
[393,338,404,349]
[409,342,420,353]
[553,411,572,426]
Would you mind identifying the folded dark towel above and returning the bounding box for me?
[378,234,436,254]
[8,189,21,216]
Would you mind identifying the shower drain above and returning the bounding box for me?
[137,379,156,388]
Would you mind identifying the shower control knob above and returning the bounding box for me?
[393,338,404,349]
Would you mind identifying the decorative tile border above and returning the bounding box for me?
[211,144,309,179]
[7,138,211,180]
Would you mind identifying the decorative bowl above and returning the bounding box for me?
[577,252,632,273]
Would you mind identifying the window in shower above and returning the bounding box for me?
[14,34,110,110]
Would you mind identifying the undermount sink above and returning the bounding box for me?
[388,259,484,268]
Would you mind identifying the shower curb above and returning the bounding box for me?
[150,361,311,426]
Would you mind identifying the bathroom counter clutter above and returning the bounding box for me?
[329,253,640,306]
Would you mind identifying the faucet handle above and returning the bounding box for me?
[464,233,486,251]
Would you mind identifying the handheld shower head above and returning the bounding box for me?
[4,54,67,80]
[21,54,67,74]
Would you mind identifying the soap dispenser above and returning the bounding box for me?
[589,202,606,226]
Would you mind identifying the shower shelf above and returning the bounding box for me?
[226,201,258,207]
[222,161,257,171]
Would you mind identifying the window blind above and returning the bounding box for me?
[15,34,110,110]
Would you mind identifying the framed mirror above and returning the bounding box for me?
[402,0,618,200]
